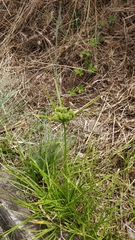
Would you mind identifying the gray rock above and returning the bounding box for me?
[0,170,42,240]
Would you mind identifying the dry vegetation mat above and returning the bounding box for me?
[0,0,135,239]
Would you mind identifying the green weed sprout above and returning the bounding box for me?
[88,63,97,74]
[68,85,84,96]
[76,85,84,94]
[89,38,100,46]
[99,20,106,27]
[74,49,98,76]
[74,68,84,76]
[108,14,116,24]
[81,50,91,66]
[68,87,77,96]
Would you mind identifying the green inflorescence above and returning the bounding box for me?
[52,107,75,124]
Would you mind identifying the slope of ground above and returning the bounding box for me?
[0,0,135,239]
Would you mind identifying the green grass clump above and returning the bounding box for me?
[1,135,123,240]
[0,75,129,239]
[0,96,125,239]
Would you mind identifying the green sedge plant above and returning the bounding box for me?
[38,94,100,195]
[2,157,124,240]
[0,72,127,239]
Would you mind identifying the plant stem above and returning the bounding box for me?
[63,123,69,196]
[63,123,67,174]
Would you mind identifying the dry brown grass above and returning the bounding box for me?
[1,0,135,174]
[0,0,135,238]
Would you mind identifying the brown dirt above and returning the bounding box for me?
[2,1,134,145]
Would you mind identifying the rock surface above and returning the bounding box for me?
[0,170,41,240]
